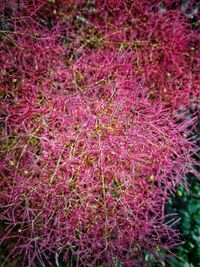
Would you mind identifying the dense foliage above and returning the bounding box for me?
[167,122,200,267]
[0,0,199,266]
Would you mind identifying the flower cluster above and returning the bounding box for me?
[0,1,199,266]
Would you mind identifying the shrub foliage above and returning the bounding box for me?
[0,1,199,266]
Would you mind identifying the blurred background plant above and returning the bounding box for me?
[167,177,200,267]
